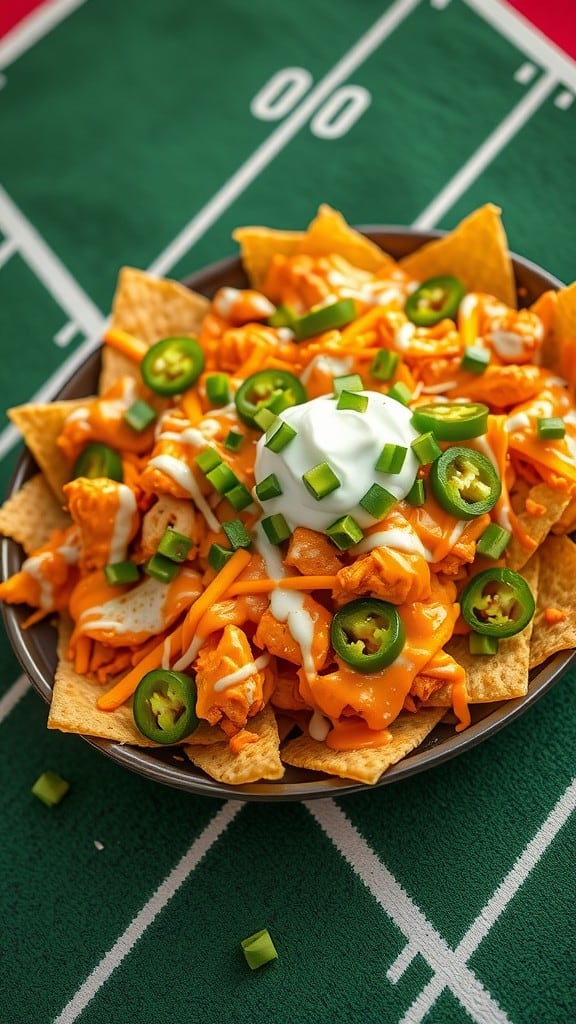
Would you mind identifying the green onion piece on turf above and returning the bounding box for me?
[225,483,253,511]
[254,408,278,432]
[370,348,399,381]
[255,473,283,501]
[32,771,70,807]
[411,431,442,466]
[405,478,426,506]
[194,447,222,474]
[123,398,157,432]
[223,430,245,452]
[206,462,239,494]
[241,929,279,970]
[104,560,140,586]
[208,543,234,571]
[326,515,364,550]
[359,483,397,520]
[205,372,231,406]
[302,462,341,500]
[332,373,364,396]
[337,390,368,413]
[144,553,180,583]
[387,381,412,405]
[157,528,193,563]
[222,519,252,550]
[476,522,511,560]
[292,298,356,341]
[461,345,490,374]
[265,420,297,452]
[469,632,499,656]
[261,514,291,545]
[375,443,407,475]
[537,416,565,440]
[268,304,296,329]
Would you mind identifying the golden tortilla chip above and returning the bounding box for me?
[100,267,210,391]
[184,705,284,784]
[8,399,92,500]
[232,225,304,292]
[507,482,571,571]
[400,204,516,307]
[281,708,446,785]
[0,474,71,554]
[529,534,576,668]
[548,281,576,389]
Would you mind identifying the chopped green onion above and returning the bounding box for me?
[208,543,234,571]
[144,553,180,583]
[205,372,231,406]
[537,416,565,440]
[375,443,407,475]
[194,447,222,474]
[336,390,368,413]
[469,633,499,656]
[223,430,245,452]
[32,770,70,807]
[326,515,364,550]
[461,345,490,374]
[225,483,253,511]
[241,929,279,970]
[268,305,296,329]
[157,528,193,563]
[476,522,511,560]
[332,373,364,396]
[292,298,356,341]
[104,560,140,586]
[387,381,412,405]
[253,407,278,432]
[405,478,426,506]
[206,462,239,494]
[359,483,397,520]
[222,519,252,550]
[261,513,291,545]
[302,462,341,500]
[265,420,297,452]
[123,398,157,432]
[411,431,442,466]
[370,348,399,381]
[255,473,283,502]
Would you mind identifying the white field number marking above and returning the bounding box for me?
[251,66,372,138]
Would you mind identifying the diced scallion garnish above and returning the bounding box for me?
[225,483,253,511]
[302,462,341,500]
[254,407,278,432]
[405,478,426,506]
[104,560,140,586]
[241,929,279,970]
[375,443,407,475]
[537,416,565,440]
[222,519,252,550]
[123,399,157,432]
[268,305,296,329]
[411,432,442,465]
[144,553,180,583]
[223,430,245,452]
[265,421,297,452]
[359,483,397,520]
[157,528,193,563]
[194,447,222,474]
[255,473,283,502]
[261,513,291,545]
[206,373,231,406]
[326,515,364,550]
[469,633,499,656]
[208,543,234,571]
[32,771,70,807]
[387,381,412,405]
[370,348,399,381]
[206,462,239,494]
[332,373,364,396]
[461,345,490,374]
[476,522,511,560]
[336,390,368,413]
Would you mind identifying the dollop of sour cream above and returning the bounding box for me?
[253,391,420,532]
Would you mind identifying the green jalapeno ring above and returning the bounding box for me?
[73,442,124,482]
[460,568,535,638]
[234,369,307,428]
[429,446,501,519]
[405,275,465,327]
[331,598,405,674]
[411,402,489,441]
[141,336,204,395]
[133,668,198,744]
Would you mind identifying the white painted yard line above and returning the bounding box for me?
[149,0,422,276]
[307,799,512,1024]
[0,236,17,268]
[52,800,242,1024]
[54,320,79,347]
[413,70,557,230]
[0,186,105,337]
[464,0,576,92]
[0,0,87,72]
[0,673,30,724]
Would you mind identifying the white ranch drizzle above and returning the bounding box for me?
[213,653,270,693]
[109,484,137,565]
[148,454,220,531]
[309,710,331,741]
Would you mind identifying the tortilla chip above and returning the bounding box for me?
[184,705,284,784]
[8,399,91,500]
[281,708,446,785]
[0,474,71,554]
[100,268,210,391]
[529,534,576,668]
[507,482,571,571]
[400,204,516,307]
[232,225,305,292]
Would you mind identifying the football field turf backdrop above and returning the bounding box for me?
[0,2,575,1022]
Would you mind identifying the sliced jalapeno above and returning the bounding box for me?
[460,568,535,638]
[411,402,489,441]
[430,446,501,519]
[133,668,198,744]
[292,298,356,341]
[73,442,123,481]
[405,275,465,326]
[234,369,307,428]
[331,598,405,674]
[141,336,204,395]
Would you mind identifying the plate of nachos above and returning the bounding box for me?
[2,203,576,799]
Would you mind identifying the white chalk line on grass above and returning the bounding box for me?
[0,0,87,72]
[52,800,241,1024]
[0,673,30,725]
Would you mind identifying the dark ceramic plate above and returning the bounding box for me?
[2,228,575,801]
